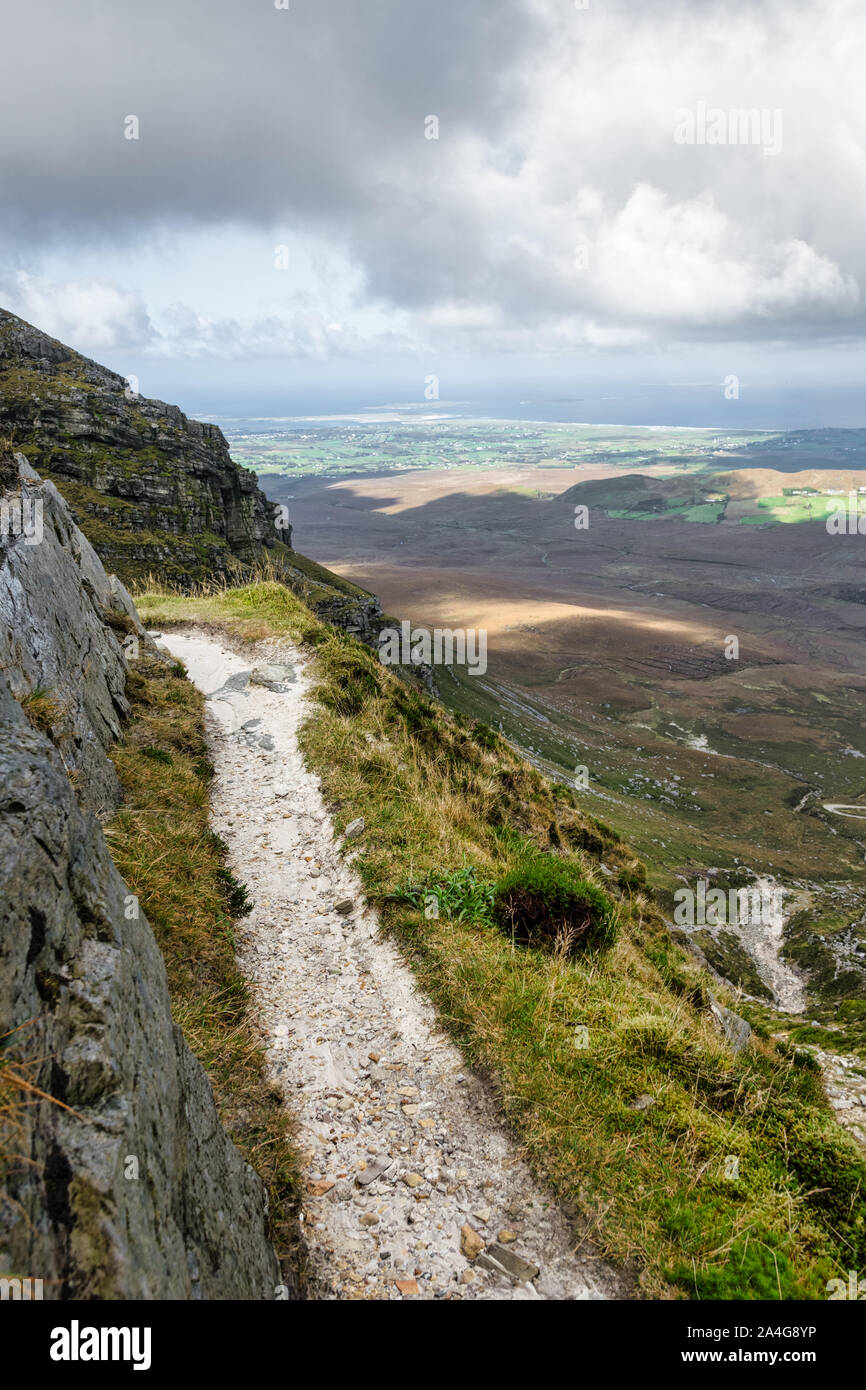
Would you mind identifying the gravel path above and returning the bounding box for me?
[160,628,619,1301]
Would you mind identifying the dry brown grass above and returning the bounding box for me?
[17,687,67,740]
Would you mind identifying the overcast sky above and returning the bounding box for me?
[1,0,864,421]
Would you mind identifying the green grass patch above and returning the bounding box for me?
[394,864,497,926]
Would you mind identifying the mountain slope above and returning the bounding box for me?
[138,577,866,1299]
[0,307,391,644]
[0,308,288,584]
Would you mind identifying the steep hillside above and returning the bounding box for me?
[3,443,863,1300]
[139,579,866,1300]
[0,308,386,645]
[0,308,286,584]
[0,454,286,1298]
[285,459,866,1043]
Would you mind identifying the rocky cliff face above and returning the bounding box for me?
[0,307,390,645]
[0,307,288,586]
[0,454,281,1298]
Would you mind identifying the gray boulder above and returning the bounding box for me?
[708,992,753,1054]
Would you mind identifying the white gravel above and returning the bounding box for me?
[160,627,620,1301]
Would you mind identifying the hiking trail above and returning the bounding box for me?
[159,627,620,1301]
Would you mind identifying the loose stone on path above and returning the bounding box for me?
[161,627,619,1301]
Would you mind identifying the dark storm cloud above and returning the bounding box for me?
[0,0,538,234]
[0,0,862,348]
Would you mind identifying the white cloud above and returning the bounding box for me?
[587,185,859,326]
[1,273,154,351]
[2,0,866,360]
[151,300,419,361]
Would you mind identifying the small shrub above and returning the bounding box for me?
[394,865,496,926]
[471,721,499,750]
[125,668,147,697]
[617,862,647,893]
[102,608,136,636]
[593,819,620,842]
[560,818,616,859]
[774,1038,821,1072]
[493,855,617,956]
[216,867,254,919]
[786,1132,866,1265]
[388,686,438,737]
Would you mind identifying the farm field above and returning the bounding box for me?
[222,416,770,480]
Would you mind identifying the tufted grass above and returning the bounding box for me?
[131,579,866,1300]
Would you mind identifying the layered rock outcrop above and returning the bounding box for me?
[0,307,287,585]
[0,307,389,645]
[0,455,281,1298]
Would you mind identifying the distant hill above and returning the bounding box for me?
[723,428,866,472]
[558,466,866,526]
